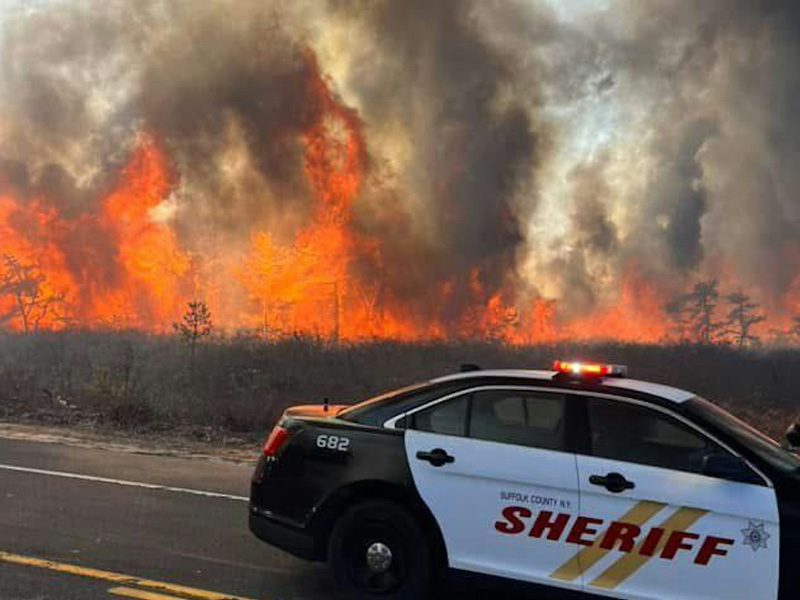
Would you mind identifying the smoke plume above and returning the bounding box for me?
[0,0,799,339]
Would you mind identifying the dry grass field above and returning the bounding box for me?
[0,332,798,443]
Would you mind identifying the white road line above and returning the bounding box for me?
[0,463,249,502]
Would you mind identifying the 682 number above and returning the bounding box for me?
[316,434,350,452]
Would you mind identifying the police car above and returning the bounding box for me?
[249,361,800,600]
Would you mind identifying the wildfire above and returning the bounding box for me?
[0,134,191,332]
[564,266,670,343]
[0,51,782,345]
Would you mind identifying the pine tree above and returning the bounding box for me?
[685,279,721,344]
[724,292,766,349]
[173,301,213,372]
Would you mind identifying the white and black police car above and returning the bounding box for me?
[249,361,800,600]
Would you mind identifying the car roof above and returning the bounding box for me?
[430,369,695,404]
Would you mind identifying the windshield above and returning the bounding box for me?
[687,397,800,473]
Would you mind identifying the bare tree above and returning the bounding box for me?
[173,301,213,372]
[0,254,67,333]
[724,292,766,349]
[354,281,381,340]
[685,279,722,344]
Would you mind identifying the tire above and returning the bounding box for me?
[328,499,435,600]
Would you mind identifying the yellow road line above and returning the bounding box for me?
[550,500,667,582]
[109,587,191,600]
[589,506,708,590]
[0,551,257,600]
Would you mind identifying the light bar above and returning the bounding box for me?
[552,360,628,379]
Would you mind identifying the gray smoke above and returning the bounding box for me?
[1,0,800,332]
[0,1,327,237]
[0,0,545,330]
[323,0,545,324]
[503,0,800,321]
[621,0,800,312]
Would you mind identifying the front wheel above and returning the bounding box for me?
[327,499,434,600]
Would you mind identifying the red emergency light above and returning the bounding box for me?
[552,360,628,379]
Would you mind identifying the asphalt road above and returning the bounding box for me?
[0,436,528,600]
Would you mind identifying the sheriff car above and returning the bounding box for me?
[248,361,800,600]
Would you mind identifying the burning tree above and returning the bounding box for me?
[684,279,722,345]
[0,254,68,334]
[240,233,299,338]
[480,297,520,342]
[353,281,381,340]
[173,301,213,370]
[516,299,557,344]
[724,292,766,349]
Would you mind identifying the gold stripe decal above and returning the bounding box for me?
[589,506,708,590]
[550,501,667,582]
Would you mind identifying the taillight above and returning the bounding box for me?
[262,425,291,457]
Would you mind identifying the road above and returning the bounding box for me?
[0,436,524,600]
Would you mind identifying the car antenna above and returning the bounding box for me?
[323,397,330,413]
[460,363,482,373]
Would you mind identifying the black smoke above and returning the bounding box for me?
[0,0,329,239]
[331,0,545,324]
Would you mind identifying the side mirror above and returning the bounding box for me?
[702,453,762,485]
[786,423,800,450]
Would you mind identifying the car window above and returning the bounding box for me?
[587,397,730,475]
[338,380,477,427]
[413,394,470,437]
[686,396,800,473]
[469,390,566,451]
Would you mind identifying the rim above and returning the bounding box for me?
[341,515,409,595]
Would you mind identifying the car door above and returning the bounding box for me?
[563,393,779,600]
[402,386,583,592]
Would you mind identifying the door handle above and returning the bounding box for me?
[589,472,635,494]
[416,448,455,467]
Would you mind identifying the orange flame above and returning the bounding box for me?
[0,134,190,332]
[1,52,784,344]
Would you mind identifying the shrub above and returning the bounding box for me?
[0,332,798,440]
